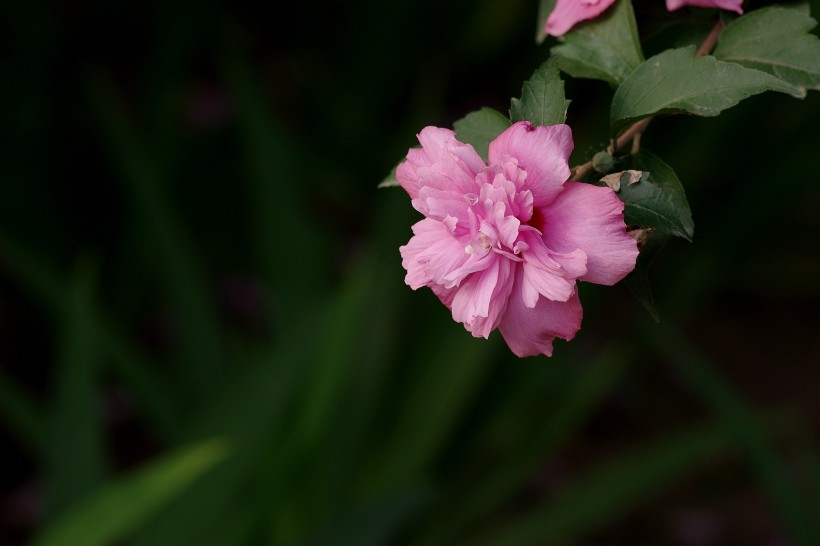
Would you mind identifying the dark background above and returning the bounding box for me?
[1,0,819,545]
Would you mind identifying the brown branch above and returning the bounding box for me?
[572,117,652,180]
[570,18,725,181]
[695,18,724,57]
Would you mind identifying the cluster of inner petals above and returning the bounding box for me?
[461,157,536,262]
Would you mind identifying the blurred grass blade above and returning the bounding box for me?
[300,255,408,528]
[276,251,414,540]
[0,230,62,307]
[100,327,182,442]
[639,320,818,546]
[474,420,733,546]
[263,255,383,544]
[85,74,224,401]
[221,45,326,309]
[298,256,373,447]
[44,263,106,517]
[131,315,312,546]
[34,438,229,546]
[361,323,498,492]
[0,230,180,442]
[307,487,433,546]
[426,343,631,544]
[265,194,416,543]
[0,368,45,454]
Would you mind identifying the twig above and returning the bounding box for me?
[695,18,724,57]
[570,18,725,180]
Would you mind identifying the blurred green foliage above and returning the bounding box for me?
[0,1,819,545]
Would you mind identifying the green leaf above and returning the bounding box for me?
[35,439,229,546]
[378,162,400,188]
[619,150,694,241]
[453,107,511,162]
[610,46,801,134]
[551,0,644,87]
[714,6,820,96]
[623,229,670,322]
[606,151,693,321]
[510,60,570,127]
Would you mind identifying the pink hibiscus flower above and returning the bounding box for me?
[397,121,638,357]
[546,0,743,37]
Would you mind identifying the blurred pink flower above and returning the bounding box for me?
[397,122,638,357]
[546,0,616,37]
[666,0,742,13]
[546,0,743,37]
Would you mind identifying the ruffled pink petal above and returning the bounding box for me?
[413,185,471,232]
[396,149,428,200]
[666,0,743,14]
[400,218,470,289]
[417,127,486,176]
[523,229,589,275]
[488,122,573,208]
[451,257,514,338]
[441,252,494,289]
[499,268,583,357]
[430,283,456,309]
[539,182,638,286]
[396,127,485,199]
[521,261,574,306]
[546,0,617,37]
[517,230,587,307]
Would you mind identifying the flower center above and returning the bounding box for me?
[460,159,535,261]
[529,207,545,231]
[464,232,492,255]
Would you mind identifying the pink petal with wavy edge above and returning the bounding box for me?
[451,257,515,338]
[441,252,494,289]
[518,231,583,306]
[519,232,588,307]
[400,218,471,290]
[666,0,743,13]
[499,268,583,357]
[539,182,638,286]
[521,261,575,306]
[522,227,588,271]
[488,122,573,208]
[452,258,515,339]
[546,0,617,37]
[396,127,485,199]
[413,185,471,232]
[430,283,456,309]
